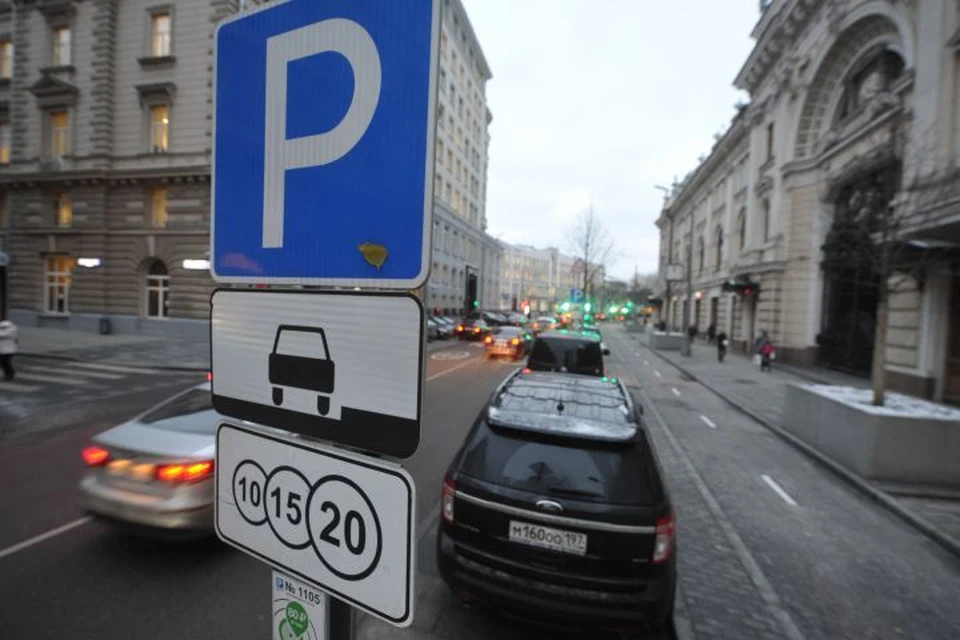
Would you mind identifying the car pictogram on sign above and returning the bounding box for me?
[269,325,335,415]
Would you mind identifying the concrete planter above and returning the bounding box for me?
[783,384,960,487]
[647,331,687,351]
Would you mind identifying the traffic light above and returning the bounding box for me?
[472,299,479,308]
[561,302,571,312]
[584,302,592,312]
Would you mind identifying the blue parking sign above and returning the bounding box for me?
[211,0,439,288]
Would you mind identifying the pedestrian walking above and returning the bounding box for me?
[755,330,775,372]
[716,330,728,363]
[0,319,18,381]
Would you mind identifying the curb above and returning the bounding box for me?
[19,352,209,373]
[642,341,960,562]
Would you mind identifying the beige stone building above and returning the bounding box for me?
[0,0,499,332]
[656,0,960,404]
[498,243,587,313]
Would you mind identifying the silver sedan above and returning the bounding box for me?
[79,382,218,537]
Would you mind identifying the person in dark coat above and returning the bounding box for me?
[716,330,728,363]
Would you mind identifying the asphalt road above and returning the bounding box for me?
[4,329,960,639]
[0,339,516,639]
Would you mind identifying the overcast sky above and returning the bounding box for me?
[461,0,759,280]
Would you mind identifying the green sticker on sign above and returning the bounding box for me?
[285,602,309,637]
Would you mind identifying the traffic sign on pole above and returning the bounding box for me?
[210,289,423,459]
[210,0,440,288]
[570,288,584,302]
[217,422,416,627]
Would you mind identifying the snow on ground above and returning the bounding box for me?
[805,384,960,420]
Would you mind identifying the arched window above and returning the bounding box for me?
[697,237,705,275]
[763,199,771,242]
[145,260,169,318]
[738,208,747,251]
[715,225,724,268]
[837,48,904,122]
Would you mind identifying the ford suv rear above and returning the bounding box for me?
[436,370,676,637]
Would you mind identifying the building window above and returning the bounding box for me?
[446,149,452,169]
[50,110,70,158]
[715,226,723,268]
[444,182,451,203]
[438,104,445,127]
[52,26,71,66]
[145,260,170,318]
[55,192,72,227]
[0,121,10,164]
[698,237,705,274]
[151,11,172,57]
[762,199,771,241]
[151,186,168,228]
[44,256,76,314]
[738,209,747,250]
[766,122,774,161]
[0,40,12,79]
[150,105,169,152]
[439,68,446,93]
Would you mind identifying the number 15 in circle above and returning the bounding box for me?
[306,475,382,581]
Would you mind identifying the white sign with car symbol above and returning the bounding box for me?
[217,422,416,626]
[211,289,424,459]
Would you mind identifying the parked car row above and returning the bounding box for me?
[428,315,459,341]
[437,328,677,637]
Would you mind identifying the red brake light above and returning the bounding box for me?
[441,476,456,525]
[652,513,675,565]
[155,460,215,483]
[457,325,464,332]
[206,371,213,382]
[521,367,532,374]
[484,336,492,344]
[473,327,481,333]
[511,338,520,346]
[82,445,110,467]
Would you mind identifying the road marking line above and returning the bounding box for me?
[0,517,91,560]
[636,387,805,640]
[700,415,717,429]
[66,362,163,375]
[20,365,124,381]
[761,475,798,507]
[14,372,91,386]
[671,387,681,397]
[426,356,481,382]
[655,370,662,378]
[0,380,42,393]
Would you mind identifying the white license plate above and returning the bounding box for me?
[508,520,587,555]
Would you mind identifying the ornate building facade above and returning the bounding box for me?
[656,0,960,404]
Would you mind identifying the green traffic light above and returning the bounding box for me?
[584,302,592,312]
[561,302,571,311]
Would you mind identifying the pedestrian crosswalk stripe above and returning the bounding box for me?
[15,372,92,386]
[0,381,41,393]
[61,362,164,376]
[19,364,124,381]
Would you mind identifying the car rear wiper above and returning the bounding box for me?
[547,486,603,498]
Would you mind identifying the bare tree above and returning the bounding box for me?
[567,207,616,301]
[820,117,958,406]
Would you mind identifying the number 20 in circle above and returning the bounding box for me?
[306,475,383,581]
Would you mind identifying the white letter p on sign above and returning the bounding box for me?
[262,19,382,249]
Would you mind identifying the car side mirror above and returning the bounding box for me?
[602,347,611,356]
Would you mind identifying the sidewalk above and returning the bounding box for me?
[16,326,210,371]
[637,337,960,557]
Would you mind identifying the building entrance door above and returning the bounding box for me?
[944,277,960,405]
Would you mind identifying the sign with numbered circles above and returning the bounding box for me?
[216,422,416,627]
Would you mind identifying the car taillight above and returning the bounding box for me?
[155,460,215,484]
[521,367,532,374]
[457,325,464,332]
[473,327,481,333]
[441,476,456,525]
[652,513,675,565]
[484,336,492,344]
[510,338,520,346]
[206,371,213,382]
[82,445,110,467]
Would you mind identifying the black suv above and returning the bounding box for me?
[526,330,610,377]
[437,370,676,636]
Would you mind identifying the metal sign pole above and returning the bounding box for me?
[327,597,355,639]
